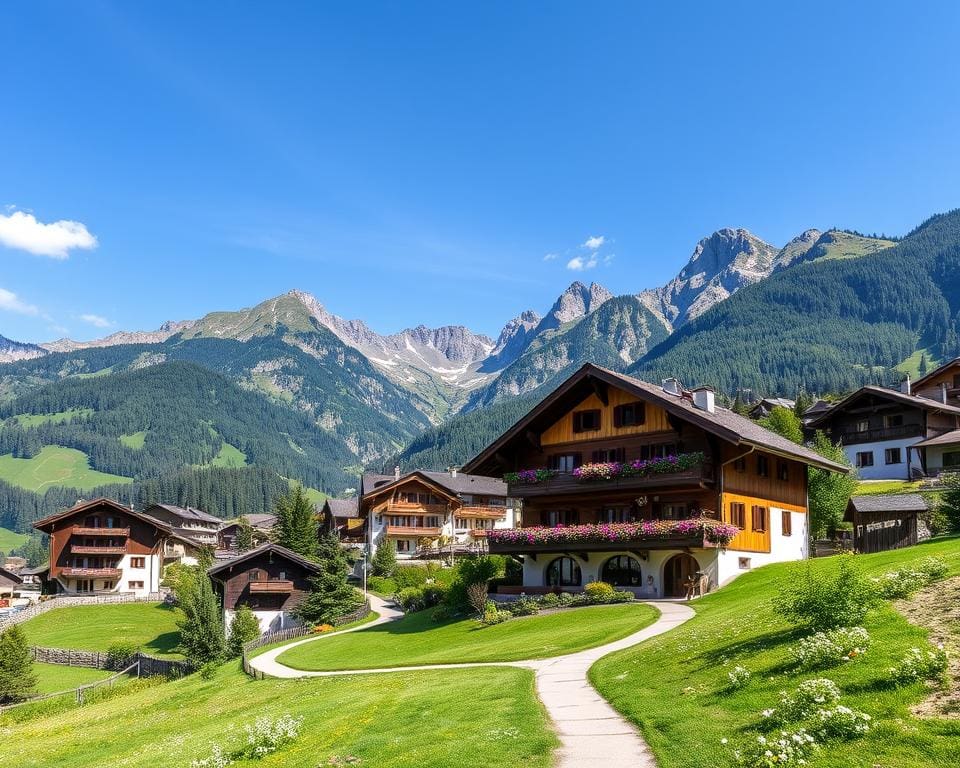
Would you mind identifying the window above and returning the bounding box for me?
[777,461,789,482]
[103,580,115,590]
[885,414,904,428]
[395,540,413,553]
[662,503,688,520]
[751,505,767,533]
[603,507,632,523]
[130,557,145,569]
[543,509,579,526]
[548,453,582,472]
[738,557,751,570]
[640,443,678,460]
[756,455,769,478]
[545,557,582,587]
[944,451,960,468]
[601,555,642,587]
[856,419,870,434]
[248,569,261,581]
[729,502,746,529]
[613,401,646,427]
[733,456,746,472]
[953,373,960,388]
[592,447,625,463]
[884,447,903,465]
[128,580,144,590]
[855,451,874,468]
[572,409,601,433]
[781,510,793,536]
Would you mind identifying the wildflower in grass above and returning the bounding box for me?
[727,665,752,689]
[813,705,872,740]
[887,644,948,686]
[791,626,870,670]
[730,729,818,767]
[764,679,841,725]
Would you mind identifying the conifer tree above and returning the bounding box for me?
[370,538,397,577]
[808,431,858,539]
[176,548,225,665]
[0,625,38,703]
[235,516,254,553]
[272,485,318,560]
[293,532,361,625]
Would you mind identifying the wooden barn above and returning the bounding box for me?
[845,494,926,554]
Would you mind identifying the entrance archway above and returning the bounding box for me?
[601,555,643,587]
[663,553,699,598]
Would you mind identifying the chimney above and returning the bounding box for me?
[449,467,458,478]
[900,376,911,395]
[394,465,401,480]
[662,378,682,396]
[692,386,716,414]
[942,383,949,404]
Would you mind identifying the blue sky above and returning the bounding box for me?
[2,2,960,342]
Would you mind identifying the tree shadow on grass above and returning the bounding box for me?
[693,626,806,672]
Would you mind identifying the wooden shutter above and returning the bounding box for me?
[781,509,792,536]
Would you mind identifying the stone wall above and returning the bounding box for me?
[30,645,192,677]
[0,592,165,629]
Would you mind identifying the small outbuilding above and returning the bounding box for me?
[845,494,927,554]
[0,566,23,597]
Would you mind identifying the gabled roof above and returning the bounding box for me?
[144,503,222,525]
[360,469,508,503]
[33,497,175,535]
[244,513,277,530]
[807,385,960,429]
[323,498,359,518]
[463,363,848,474]
[913,429,960,448]
[912,357,960,389]
[0,566,22,584]
[206,542,321,578]
[19,564,49,577]
[847,494,928,514]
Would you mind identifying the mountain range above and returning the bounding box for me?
[1,211,957,528]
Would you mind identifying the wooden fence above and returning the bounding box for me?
[0,661,140,713]
[241,599,371,679]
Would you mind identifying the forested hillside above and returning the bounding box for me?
[632,211,960,395]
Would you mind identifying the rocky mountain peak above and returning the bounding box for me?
[0,334,47,363]
[540,281,614,331]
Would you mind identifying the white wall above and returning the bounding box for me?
[924,445,960,474]
[716,507,808,586]
[841,437,921,480]
[224,608,300,635]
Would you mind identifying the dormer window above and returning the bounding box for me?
[572,410,601,433]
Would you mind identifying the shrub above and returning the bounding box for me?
[370,540,396,577]
[791,627,870,670]
[199,662,220,681]
[763,679,841,725]
[431,604,455,622]
[812,705,871,740]
[366,576,396,595]
[727,665,751,690]
[556,592,576,606]
[393,566,429,589]
[916,556,949,581]
[538,593,560,609]
[871,568,930,599]
[887,644,949,686]
[467,583,489,616]
[481,607,512,625]
[227,606,262,658]
[774,556,877,630]
[395,587,427,612]
[584,581,616,602]
[0,625,38,704]
[238,714,304,759]
[190,743,233,768]
[506,597,540,616]
[609,590,636,603]
[106,641,138,669]
[731,730,818,768]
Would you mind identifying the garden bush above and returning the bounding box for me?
[609,590,636,603]
[506,597,540,616]
[480,605,512,625]
[731,729,818,768]
[584,581,616,602]
[538,593,560,608]
[774,556,877,630]
[887,644,949,686]
[393,566,429,590]
[366,576,396,595]
[106,641,138,669]
[191,713,303,766]
[791,626,870,670]
[812,705,872,740]
[763,679,841,725]
[871,556,948,599]
[727,665,751,690]
[396,587,427,612]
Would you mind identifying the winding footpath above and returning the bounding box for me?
[250,595,695,768]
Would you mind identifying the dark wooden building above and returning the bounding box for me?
[0,566,22,597]
[207,542,320,634]
[844,494,926,554]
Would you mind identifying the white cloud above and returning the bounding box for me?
[80,313,113,328]
[604,253,616,265]
[0,287,40,316]
[0,209,98,259]
[567,255,598,272]
[542,252,558,261]
[583,235,605,250]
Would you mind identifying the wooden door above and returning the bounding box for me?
[664,554,699,598]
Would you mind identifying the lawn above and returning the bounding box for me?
[0,663,557,768]
[13,408,94,428]
[0,445,133,492]
[590,537,960,768]
[211,441,247,467]
[21,603,182,657]
[32,662,114,694]
[118,430,147,449]
[854,479,926,496]
[0,525,28,552]
[278,602,658,671]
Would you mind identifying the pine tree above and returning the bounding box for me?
[227,605,262,657]
[808,431,858,539]
[272,485,319,560]
[293,532,361,625]
[370,538,397,577]
[0,625,38,703]
[919,353,929,376]
[235,516,254,553]
[941,473,960,533]
[175,548,225,665]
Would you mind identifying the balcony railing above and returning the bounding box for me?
[469,529,490,538]
[71,545,126,556]
[505,460,714,498]
[248,580,294,594]
[837,424,923,445]
[385,502,448,514]
[61,567,122,578]
[73,527,130,537]
[457,505,507,518]
[385,525,442,537]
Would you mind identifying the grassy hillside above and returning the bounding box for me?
[633,211,960,396]
[33,663,114,694]
[803,230,897,262]
[0,525,28,551]
[591,538,960,768]
[0,664,556,768]
[0,446,132,492]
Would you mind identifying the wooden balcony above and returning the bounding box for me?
[457,505,507,519]
[385,502,447,514]
[469,529,490,538]
[61,567,122,578]
[71,545,126,555]
[837,424,923,445]
[385,525,442,537]
[248,580,294,594]
[506,465,714,499]
[73,526,130,537]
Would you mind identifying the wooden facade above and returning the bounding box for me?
[208,544,318,614]
[913,358,960,406]
[845,495,924,554]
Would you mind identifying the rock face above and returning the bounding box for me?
[40,320,196,353]
[486,310,543,370]
[773,229,823,271]
[536,281,614,334]
[0,334,47,363]
[640,229,779,328]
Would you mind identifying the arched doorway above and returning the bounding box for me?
[545,556,582,587]
[663,554,699,598]
[601,555,643,587]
